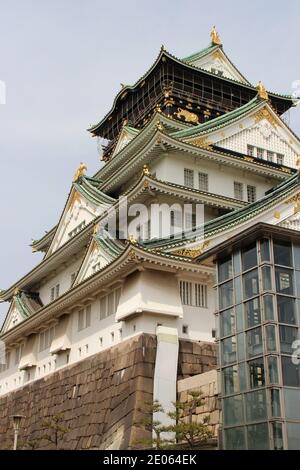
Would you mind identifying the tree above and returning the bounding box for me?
[133,400,170,450]
[41,413,69,450]
[133,392,213,450]
[167,390,213,449]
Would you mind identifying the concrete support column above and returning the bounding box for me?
[153,326,179,441]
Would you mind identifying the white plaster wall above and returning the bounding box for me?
[38,257,83,306]
[151,153,275,201]
[0,275,215,396]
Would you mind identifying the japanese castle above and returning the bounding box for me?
[1,28,300,450]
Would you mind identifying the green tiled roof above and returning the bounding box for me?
[74,176,116,205]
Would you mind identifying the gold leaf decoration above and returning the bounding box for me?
[173,240,210,258]
[254,107,278,128]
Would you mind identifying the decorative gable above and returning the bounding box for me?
[111,125,139,158]
[74,233,125,285]
[187,48,249,85]
[1,292,43,333]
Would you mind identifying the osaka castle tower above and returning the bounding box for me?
[1,27,300,451]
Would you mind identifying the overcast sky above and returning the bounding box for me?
[0,0,299,324]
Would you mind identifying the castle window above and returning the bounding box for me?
[247,185,257,203]
[39,327,55,352]
[267,151,274,162]
[99,287,122,320]
[247,145,254,157]
[15,345,23,366]
[180,281,208,308]
[198,172,209,191]
[0,352,10,373]
[180,281,193,305]
[277,154,284,165]
[70,272,76,286]
[50,284,60,302]
[195,283,208,308]
[234,182,244,201]
[184,168,194,188]
[78,305,91,331]
[257,148,264,159]
[182,325,188,334]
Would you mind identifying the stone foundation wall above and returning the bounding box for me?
[0,335,217,450]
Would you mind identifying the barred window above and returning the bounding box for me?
[234,182,244,200]
[247,145,255,156]
[50,283,60,302]
[39,327,55,352]
[198,172,208,191]
[78,305,91,332]
[195,283,208,308]
[267,151,274,162]
[180,281,208,308]
[184,168,194,188]
[0,352,10,373]
[180,281,193,305]
[257,148,264,159]
[247,185,257,203]
[277,154,284,165]
[99,287,122,320]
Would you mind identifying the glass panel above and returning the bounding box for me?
[243,269,259,300]
[260,239,270,262]
[268,356,279,384]
[247,327,263,358]
[233,251,242,275]
[279,325,298,354]
[275,267,294,295]
[236,304,244,333]
[277,296,296,325]
[287,423,300,450]
[284,388,300,420]
[220,308,235,337]
[262,265,272,291]
[265,324,277,352]
[224,427,246,450]
[242,243,257,271]
[272,422,284,450]
[281,357,300,387]
[222,366,239,395]
[274,240,292,267]
[296,271,300,298]
[237,333,245,362]
[248,357,265,389]
[239,362,247,391]
[245,297,261,328]
[223,395,244,426]
[218,257,233,283]
[234,276,243,305]
[245,390,267,422]
[219,281,234,310]
[263,294,275,321]
[221,336,237,365]
[294,244,300,270]
[247,423,269,450]
[270,389,281,417]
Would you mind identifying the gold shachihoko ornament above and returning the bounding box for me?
[256,81,269,101]
[73,162,87,182]
[210,26,222,46]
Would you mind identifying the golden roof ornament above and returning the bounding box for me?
[296,155,300,172]
[142,164,151,176]
[210,26,222,46]
[14,287,20,296]
[128,234,137,244]
[73,162,87,182]
[256,81,269,101]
